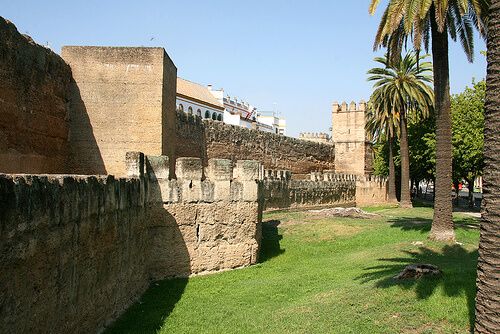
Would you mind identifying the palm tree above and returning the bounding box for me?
[367,53,434,208]
[366,98,400,203]
[474,0,499,332]
[369,0,489,241]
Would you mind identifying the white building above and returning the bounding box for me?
[176,78,224,121]
[176,77,287,134]
[257,113,287,135]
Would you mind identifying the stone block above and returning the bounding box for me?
[176,158,202,180]
[125,152,145,178]
[206,159,232,181]
[146,155,169,180]
[234,160,261,181]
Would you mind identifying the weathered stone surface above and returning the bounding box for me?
[174,111,335,175]
[0,17,72,174]
[61,46,177,176]
[0,174,149,334]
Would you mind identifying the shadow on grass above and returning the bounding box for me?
[388,215,480,234]
[105,278,188,334]
[259,220,285,263]
[356,245,478,331]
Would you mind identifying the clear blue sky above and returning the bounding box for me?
[3,0,487,137]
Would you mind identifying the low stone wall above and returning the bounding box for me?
[263,170,387,210]
[355,175,388,206]
[0,17,72,174]
[137,155,263,279]
[1,153,263,334]
[0,174,149,334]
[175,111,335,175]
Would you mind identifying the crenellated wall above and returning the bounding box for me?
[262,169,387,210]
[174,111,336,176]
[0,173,150,334]
[0,153,263,334]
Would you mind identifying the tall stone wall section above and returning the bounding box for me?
[0,17,72,174]
[332,101,373,176]
[61,46,177,176]
[263,170,387,210]
[0,153,263,334]
[0,174,149,334]
[175,111,335,176]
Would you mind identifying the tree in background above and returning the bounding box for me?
[369,0,489,241]
[367,53,434,208]
[451,80,485,208]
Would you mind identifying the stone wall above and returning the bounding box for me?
[263,170,387,210]
[0,17,72,174]
[175,111,335,175]
[331,101,373,176]
[0,153,263,334]
[0,174,149,334]
[140,156,262,279]
[355,174,388,206]
[263,170,357,210]
[61,46,177,176]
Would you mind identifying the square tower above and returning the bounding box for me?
[331,100,373,176]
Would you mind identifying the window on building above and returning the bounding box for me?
[178,104,184,112]
[197,109,202,117]
[188,106,193,115]
[205,110,210,118]
[217,114,222,121]
[212,113,217,120]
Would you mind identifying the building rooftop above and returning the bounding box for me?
[177,77,224,110]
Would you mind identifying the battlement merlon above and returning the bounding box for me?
[126,153,262,203]
[332,100,368,113]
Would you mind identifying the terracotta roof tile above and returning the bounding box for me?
[176,77,224,109]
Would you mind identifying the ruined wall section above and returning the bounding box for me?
[137,155,263,279]
[175,112,335,175]
[0,173,149,334]
[263,170,387,210]
[62,46,177,176]
[0,17,72,173]
[263,170,357,210]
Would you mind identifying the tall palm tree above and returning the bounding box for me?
[474,0,499,332]
[367,53,434,208]
[366,98,400,203]
[369,0,489,241]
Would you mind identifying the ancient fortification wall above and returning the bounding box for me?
[61,46,177,176]
[0,153,263,334]
[263,170,387,210]
[332,101,373,176]
[175,111,336,175]
[0,173,150,334]
[0,17,72,174]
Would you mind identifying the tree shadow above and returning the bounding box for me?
[388,215,480,234]
[259,220,285,263]
[105,277,189,334]
[356,245,478,331]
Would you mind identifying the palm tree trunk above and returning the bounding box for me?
[399,110,412,207]
[429,11,455,242]
[475,1,500,332]
[388,135,398,203]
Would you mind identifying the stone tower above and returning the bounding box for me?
[331,100,373,176]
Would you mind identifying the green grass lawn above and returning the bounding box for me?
[106,206,480,334]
